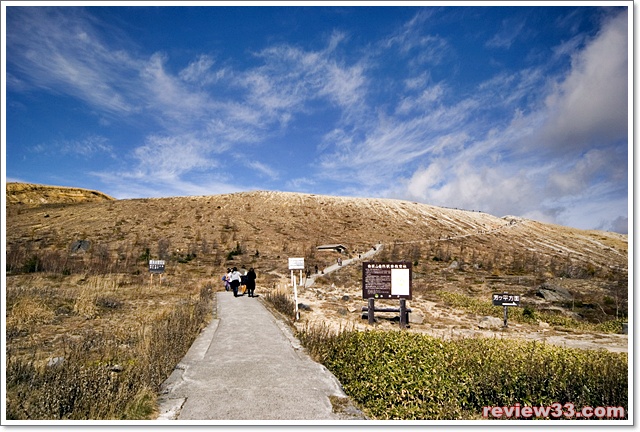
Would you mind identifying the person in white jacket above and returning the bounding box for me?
[229,267,242,297]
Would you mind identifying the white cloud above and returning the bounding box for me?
[58,135,114,158]
[132,133,218,179]
[485,16,527,49]
[327,9,628,232]
[246,161,279,180]
[535,10,628,155]
[7,8,141,115]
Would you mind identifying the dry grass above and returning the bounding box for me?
[4,184,629,419]
[5,272,216,419]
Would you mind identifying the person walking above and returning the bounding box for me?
[246,268,257,297]
[229,267,242,297]
[222,268,232,291]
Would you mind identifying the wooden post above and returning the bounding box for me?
[400,299,407,329]
[503,305,508,328]
[368,298,375,325]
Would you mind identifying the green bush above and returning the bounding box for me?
[298,327,628,420]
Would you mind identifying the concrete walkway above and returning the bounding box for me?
[156,291,366,423]
[303,243,383,287]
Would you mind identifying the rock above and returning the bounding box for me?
[409,309,424,324]
[538,321,550,328]
[478,316,503,329]
[536,283,572,302]
[298,303,312,311]
[341,295,350,301]
[347,307,357,313]
[448,261,460,270]
[47,356,65,368]
[337,308,348,316]
[71,239,91,254]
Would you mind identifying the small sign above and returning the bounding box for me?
[288,257,305,270]
[362,262,412,300]
[492,293,520,307]
[149,259,166,274]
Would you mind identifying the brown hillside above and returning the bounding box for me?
[6,189,627,275]
[6,182,115,205]
[6,188,629,353]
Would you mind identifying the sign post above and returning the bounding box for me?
[288,258,305,320]
[149,259,166,286]
[492,293,520,328]
[362,262,412,328]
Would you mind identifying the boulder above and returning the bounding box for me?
[536,283,572,302]
[47,356,65,368]
[71,239,91,253]
[409,309,425,324]
[478,316,503,329]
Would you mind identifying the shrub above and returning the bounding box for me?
[265,290,296,320]
[298,327,628,420]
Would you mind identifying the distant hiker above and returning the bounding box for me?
[229,267,242,297]
[239,269,249,296]
[246,268,257,297]
[222,268,232,291]
[314,264,318,274]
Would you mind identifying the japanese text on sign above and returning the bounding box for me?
[149,259,165,274]
[492,293,520,306]
[362,262,412,300]
[288,257,305,270]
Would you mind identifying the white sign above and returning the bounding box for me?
[391,268,410,296]
[149,259,166,274]
[288,257,305,270]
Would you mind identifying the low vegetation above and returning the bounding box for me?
[5,186,629,421]
[5,274,214,420]
[298,325,628,420]
[435,291,624,334]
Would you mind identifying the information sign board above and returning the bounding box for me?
[492,293,520,306]
[288,257,305,270]
[362,262,412,300]
[149,259,165,274]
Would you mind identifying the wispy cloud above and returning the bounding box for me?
[6,7,627,233]
[485,16,528,49]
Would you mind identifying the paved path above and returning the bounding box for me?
[303,243,383,287]
[156,291,365,423]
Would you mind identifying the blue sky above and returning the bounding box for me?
[3,3,631,233]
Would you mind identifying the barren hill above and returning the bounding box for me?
[5,185,629,351]
[6,182,115,205]
[6,188,626,275]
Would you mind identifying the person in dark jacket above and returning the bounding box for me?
[246,268,257,297]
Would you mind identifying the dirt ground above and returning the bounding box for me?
[289,282,628,354]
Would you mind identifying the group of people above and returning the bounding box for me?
[223,267,257,297]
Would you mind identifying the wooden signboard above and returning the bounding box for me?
[362,262,412,300]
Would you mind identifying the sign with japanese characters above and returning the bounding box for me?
[149,259,165,274]
[288,257,305,270]
[492,293,520,307]
[362,262,412,300]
